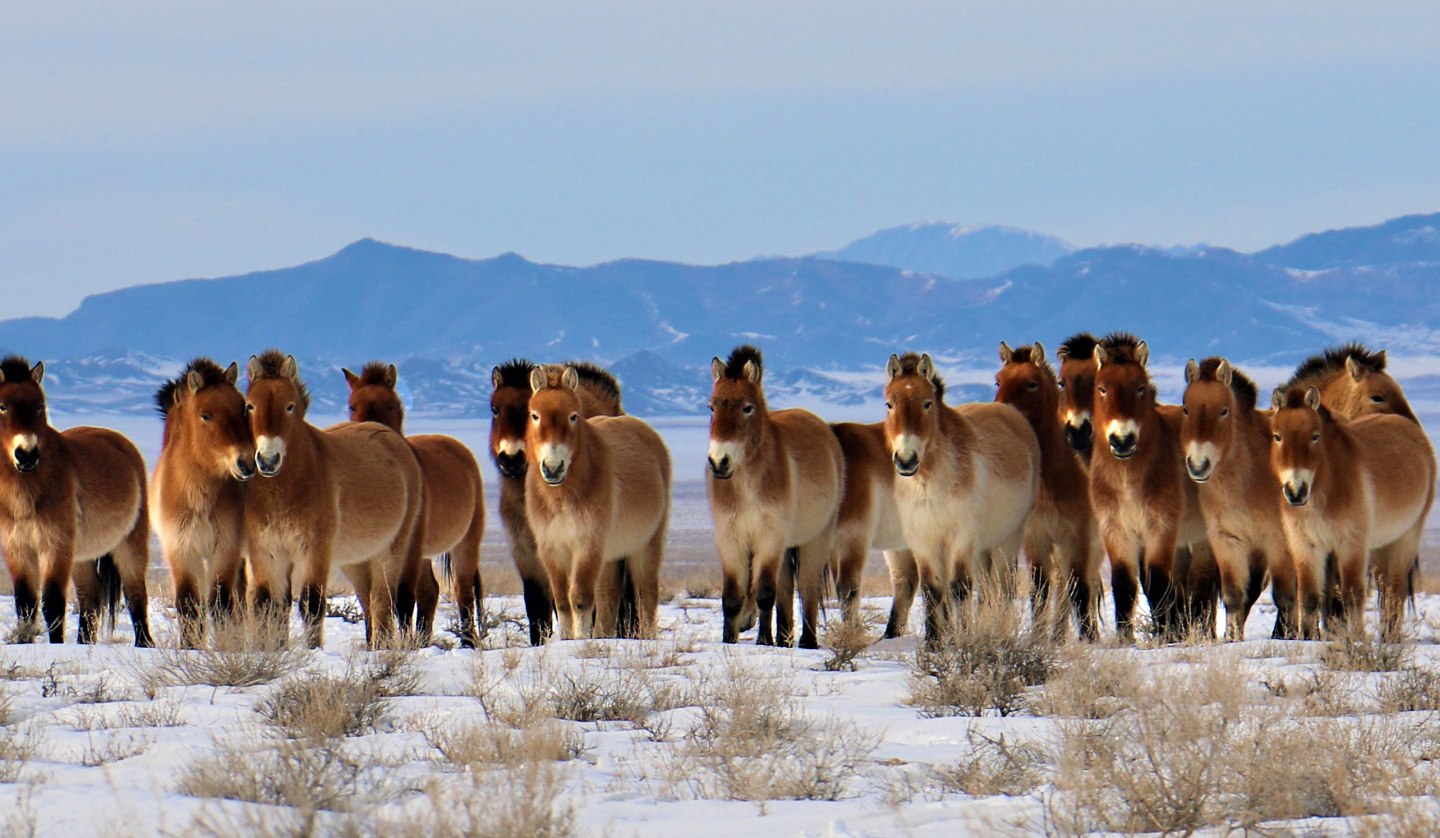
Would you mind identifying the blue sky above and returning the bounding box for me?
[3,2,1440,317]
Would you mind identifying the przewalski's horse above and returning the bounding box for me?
[996,341,1101,640]
[884,352,1039,644]
[1181,358,1296,640]
[1089,333,1215,642]
[525,365,670,640]
[490,359,625,645]
[708,346,843,648]
[1270,386,1435,641]
[1283,343,1416,421]
[1056,333,1101,461]
[344,361,487,647]
[0,357,152,646]
[152,359,255,648]
[830,421,916,637]
[243,351,424,647]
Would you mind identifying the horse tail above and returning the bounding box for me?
[437,553,454,589]
[96,554,122,634]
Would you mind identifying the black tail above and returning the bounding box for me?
[617,561,640,639]
[96,554,122,634]
[437,553,454,588]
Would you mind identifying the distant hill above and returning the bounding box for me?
[816,222,1073,279]
[4,213,1440,418]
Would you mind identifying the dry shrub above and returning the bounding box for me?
[414,760,577,838]
[907,595,1060,717]
[65,700,186,732]
[259,649,421,740]
[822,613,876,672]
[548,664,689,725]
[417,716,585,770]
[0,722,39,783]
[1321,631,1411,672]
[78,731,152,766]
[1378,664,1440,713]
[935,728,1047,797]
[179,737,378,815]
[133,614,311,693]
[1045,658,1423,834]
[1033,646,1141,719]
[640,660,879,801]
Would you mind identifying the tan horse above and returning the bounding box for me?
[883,352,1039,644]
[490,359,625,645]
[1181,357,1295,640]
[0,356,152,645]
[243,351,424,647]
[996,341,1101,640]
[1283,344,1416,421]
[1270,386,1434,640]
[830,421,916,637]
[152,358,255,648]
[525,365,670,640]
[1089,333,1215,643]
[708,346,842,648]
[344,361,487,646]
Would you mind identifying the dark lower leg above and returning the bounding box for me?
[42,580,67,644]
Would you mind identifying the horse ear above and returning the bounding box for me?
[1055,344,1070,361]
[491,366,503,389]
[186,369,205,393]
[562,366,579,391]
[1271,388,1285,411]
[1305,386,1321,411]
[1135,341,1150,367]
[918,353,935,381]
[224,362,239,386]
[1345,355,1365,382]
[1031,342,1046,365]
[247,355,262,383]
[711,357,725,383]
[1375,349,1387,368]
[1216,359,1233,386]
[1093,345,1107,368]
[529,367,547,394]
[30,361,44,385]
[886,354,901,381]
[342,368,360,388]
[1184,359,1199,384]
[386,364,398,389]
[743,360,761,384]
[282,355,298,380]
[998,342,1013,363]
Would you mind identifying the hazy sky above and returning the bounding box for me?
[4,2,1440,317]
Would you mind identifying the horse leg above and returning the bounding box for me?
[541,549,575,641]
[1268,542,1299,640]
[72,557,101,646]
[1334,546,1369,639]
[1024,531,1054,627]
[172,558,205,650]
[295,536,335,649]
[41,544,75,645]
[5,546,41,639]
[774,547,798,647]
[1065,527,1101,643]
[1293,547,1325,641]
[1375,528,1422,643]
[412,559,440,644]
[1141,537,1180,643]
[834,532,868,626]
[504,479,552,646]
[751,547,783,647]
[1211,539,1249,642]
[794,532,831,650]
[567,548,603,640]
[916,557,952,648]
[882,549,918,639]
[719,542,749,644]
[114,523,152,648]
[1186,541,1220,640]
[629,528,665,640]
[452,512,485,649]
[594,559,625,639]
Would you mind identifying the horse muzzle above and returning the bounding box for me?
[12,446,39,474]
[1185,456,1213,483]
[1283,482,1310,507]
[540,460,567,485]
[494,451,526,480]
[893,452,920,477]
[1064,420,1093,454]
[256,452,283,477]
[231,456,257,481]
[1108,433,1137,460]
[707,455,733,480]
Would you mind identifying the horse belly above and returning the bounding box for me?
[712,500,783,557]
[964,464,1033,550]
[329,437,416,566]
[870,481,907,551]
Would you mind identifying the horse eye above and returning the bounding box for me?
[490,405,499,417]
[1182,407,1188,416]
[742,404,755,415]
[244,403,254,414]
[0,404,7,414]
[1311,432,1320,443]
[530,412,539,422]
[569,413,579,424]
[1371,395,1385,403]
[708,404,715,413]
[200,412,213,422]
[1273,434,1282,443]
[923,401,933,411]
[1137,385,1145,396]
[388,405,396,412]
[884,402,893,410]
[1057,381,1065,390]
[348,406,355,414]
[286,403,295,414]
[1220,408,1229,418]
[1027,381,1038,391]
[1097,386,1108,396]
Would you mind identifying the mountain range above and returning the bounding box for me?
[5,213,1440,418]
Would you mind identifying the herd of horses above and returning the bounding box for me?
[0,332,1431,651]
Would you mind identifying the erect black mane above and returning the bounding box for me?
[568,361,622,405]
[1098,331,1145,365]
[893,352,947,402]
[250,348,310,413]
[721,345,765,381]
[493,357,537,390]
[1284,342,1387,391]
[1277,384,1333,422]
[155,357,232,418]
[356,360,394,386]
[1006,344,1057,384]
[1196,357,1258,413]
[0,355,34,385]
[1057,333,1098,361]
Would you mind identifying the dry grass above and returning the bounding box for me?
[935,728,1047,797]
[0,722,39,783]
[907,595,1060,717]
[412,760,578,838]
[822,612,876,672]
[1321,631,1413,673]
[1378,663,1440,713]
[178,737,385,817]
[132,613,312,694]
[416,715,586,770]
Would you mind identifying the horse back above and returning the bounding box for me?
[589,415,670,557]
[63,427,147,556]
[953,402,1040,491]
[319,421,422,557]
[1351,414,1435,541]
[408,434,483,556]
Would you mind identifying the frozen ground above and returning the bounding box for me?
[0,587,1438,836]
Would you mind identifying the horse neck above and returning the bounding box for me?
[277,418,323,476]
[1012,391,1069,466]
[557,419,607,496]
[922,404,972,477]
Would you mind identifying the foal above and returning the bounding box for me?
[345,361,486,646]
[0,357,152,645]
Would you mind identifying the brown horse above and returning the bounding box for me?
[1181,358,1295,640]
[1056,333,1101,460]
[883,352,1039,644]
[996,341,1101,640]
[1270,385,1435,640]
[490,358,625,645]
[344,361,487,646]
[525,365,670,640]
[1282,344,1416,421]
[243,351,424,647]
[1089,333,1215,642]
[708,346,843,649]
[152,358,255,648]
[0,356,151,646]
[830,421,916,636]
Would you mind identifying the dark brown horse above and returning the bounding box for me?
[344,361,487,646]
[0,356,152,645]
[152,359,254,648]
[1056,333,1101,460]
[489,359,625,644]
[996,341,1101,640]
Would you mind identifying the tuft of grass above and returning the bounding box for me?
[907,596,1060,717]
[822,613,875,672]
[935,729,1047,797]
[1320,632,1411,673]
